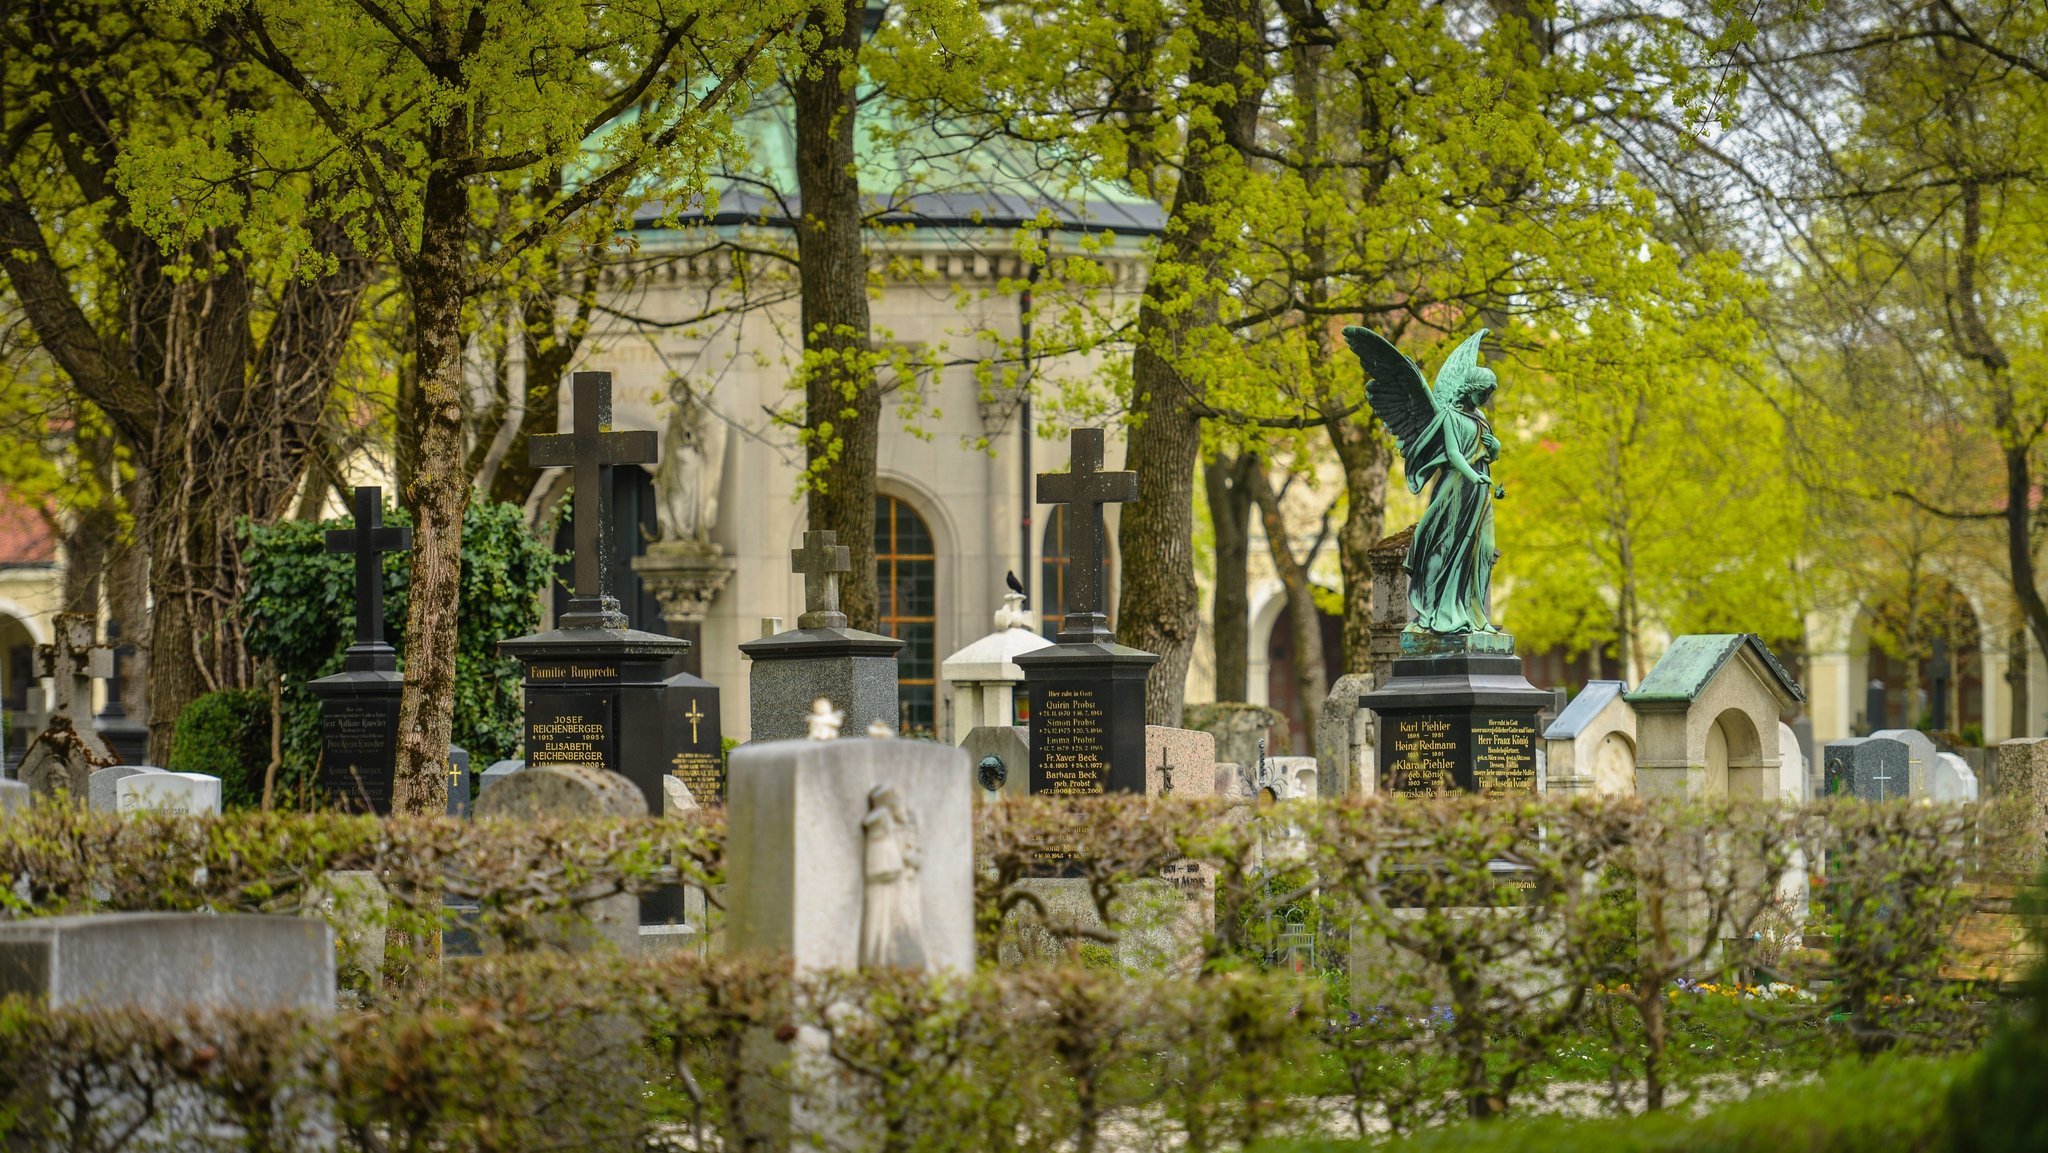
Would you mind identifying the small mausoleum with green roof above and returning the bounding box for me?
[1625,634,1806,799]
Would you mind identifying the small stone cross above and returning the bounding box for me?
[791,529,853,629]
[529,371,659,629]
[1871,762,1896,801]
[33,612,113,761]
[325,485,411,672]
[1037,428,1137,642]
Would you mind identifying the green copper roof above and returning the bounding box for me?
[631,89,1165,237]
[1626,634,1805,705]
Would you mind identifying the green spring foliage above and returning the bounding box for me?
[237,498,557,802]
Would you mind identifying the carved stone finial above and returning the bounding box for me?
[807,697,844,741]
[993,590,1032,632]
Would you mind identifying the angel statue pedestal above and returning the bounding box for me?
[1343,325,1548,799]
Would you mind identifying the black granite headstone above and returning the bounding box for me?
[1015,429,1156,798]
[665,677,724,804]
[310,486,411,814]
[446,744,472,818]
[1823,736,1910,802]
[1362,650,1548,798]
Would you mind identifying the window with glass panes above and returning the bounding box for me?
[1040,505,1070,639]
[875,496,937,735]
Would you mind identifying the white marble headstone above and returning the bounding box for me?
[116,771,222,817]
[1870,728,1940,799]
[1931,752,1980,803]
[1777,723,1808,803]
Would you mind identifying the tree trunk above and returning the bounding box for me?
[1326,420,1389,676]
[1245,460,1328,754]
[1118,0,1263,726]
[794,0,880,631]
[390,158,472,816]
[1205,455,1254,700]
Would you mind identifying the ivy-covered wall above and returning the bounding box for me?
[235,499,558,805]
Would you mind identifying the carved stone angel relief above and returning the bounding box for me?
[859,784,928,970]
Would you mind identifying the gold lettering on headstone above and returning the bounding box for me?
[1390,716,1458,795]
[1034,687,1109,795]
[1472,715,1537,797]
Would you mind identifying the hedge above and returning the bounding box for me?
[1261,1053,1969,1153]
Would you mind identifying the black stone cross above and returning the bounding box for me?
[1930,638,1952,731]
[1037,428,1137,642]
[530,371,659,629]
[325,486,411,672]
[791,529,852,629]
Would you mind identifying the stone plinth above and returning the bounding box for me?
[739,627,903,743]
[725,738,973,972]
[963,725,1030,801]
[1361,652,1549,797]
[474,764,647,953]
[1016,638,1157,795]
[0,913,333,1011]
[1316,672,1375,798]
[308,665,404,814]
[940,592,1051,742]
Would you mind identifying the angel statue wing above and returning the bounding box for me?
[1343,325,1447,494]
[1429,328,1490,407]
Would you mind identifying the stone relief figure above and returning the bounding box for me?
[1344,326,1505,636]
[656,381,728,544]
[859,784,927,969]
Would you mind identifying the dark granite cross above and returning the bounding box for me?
[1037,428,1137,642]
[529,371,659,629]
[325,486,411,671]
[791,529,852,629]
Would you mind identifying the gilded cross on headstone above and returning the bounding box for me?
[529,371,660,629]
[685,700,705,743]
[33,612,113,760]
[791,529,853,630]
[325,486,411,673]
[1037,428,1138,642]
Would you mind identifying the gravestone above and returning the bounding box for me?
[473,763,646,953]
[1777,723,1808,803]
[1823,736,1910,802]
[1015,429,1157,796]
[1870,728,1939,799]
[962,725,1030,801]
[0,779,26,813]
[0,913,332,1010]
[117,771,222,816]
[16,717,106,800]
[1183,702,1290,776]
[1932,752,1980,803]
[739,530,902,742]
[309,486,410,813]
[1993,738,2048,875]
[88,765,158,813]
[940,591,1051,742]
[445,743,473,818]
[479,759,525,794]
[1363,653,1548,798]
[1144,725,1216,798]
[1543,681,1637,797]
[1262,755,1320,800]
[501,371,724,876]
[1316,673,1375,798]
[726,736,973,971]
[32,612,115,763]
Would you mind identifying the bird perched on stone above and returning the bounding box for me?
[1005,569,1027,606]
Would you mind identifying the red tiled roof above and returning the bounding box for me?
[0,490,54,565]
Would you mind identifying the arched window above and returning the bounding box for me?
[1040,506,1070,639]
[875,496,937,736]
[1039,505,1114,639]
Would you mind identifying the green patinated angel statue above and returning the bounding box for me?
[1343,326,1506,637]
